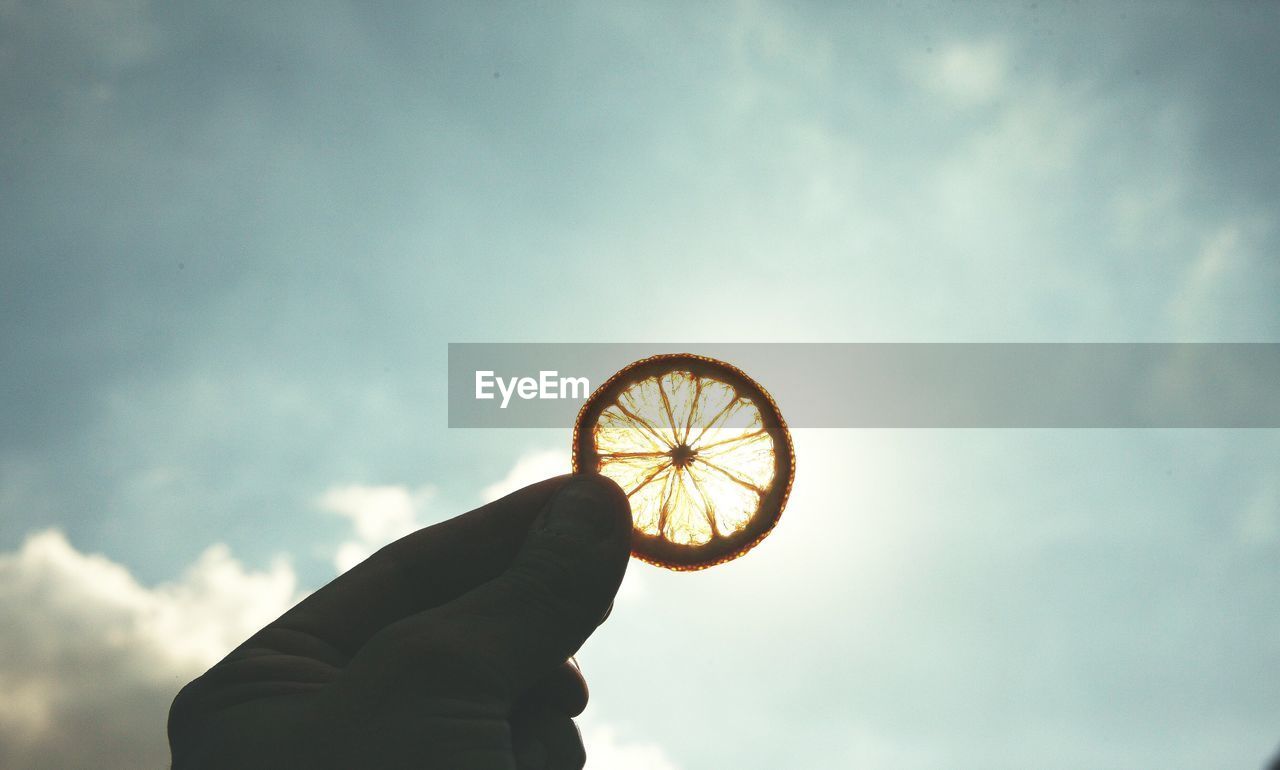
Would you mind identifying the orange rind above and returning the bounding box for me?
[572,354,794,570]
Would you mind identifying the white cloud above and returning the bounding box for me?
[0,530,298,770]
[1185,224,1242,295]
[1165,221,1250,336]
[0,0,159,108]
[914,40,1009,106]
[480,448,570,503]
[0,449,665,769]
[582,723,682,770]
[318,484,434,572]
[727,0,833,85]
[934,82,1095,214]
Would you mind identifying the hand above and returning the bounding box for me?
[168,474,632,769]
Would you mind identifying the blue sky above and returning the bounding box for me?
[1,2,1278,768]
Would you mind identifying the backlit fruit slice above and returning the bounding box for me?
[572,353,795,570]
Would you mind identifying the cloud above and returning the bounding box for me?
[0,0,159,113]
[480,448,571,503]
[3,6,1278,769]
[0,450,665,769]
[0,530,298,770]
[1164,218,1277,338]
[913,39,1009,106]
[317,484,434,572]
[582,723,681,770]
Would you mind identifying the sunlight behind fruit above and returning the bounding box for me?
[574,355,794,570]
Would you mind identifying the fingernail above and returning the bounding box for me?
[536,475,622,542]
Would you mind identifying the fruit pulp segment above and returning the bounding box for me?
[593,371,777,546]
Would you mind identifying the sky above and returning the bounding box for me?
[1,1,1278,768]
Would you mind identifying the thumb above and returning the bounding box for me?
[391,474,632,705]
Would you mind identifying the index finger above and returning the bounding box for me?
[264,474,577,659]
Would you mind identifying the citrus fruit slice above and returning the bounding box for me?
[572,353,795,570]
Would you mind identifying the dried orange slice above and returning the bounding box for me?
[572,353,794,570]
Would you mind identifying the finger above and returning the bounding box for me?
[267,475,577,657]
[513,709,586,770]
[518,660,589,718]
[387,474,630,703]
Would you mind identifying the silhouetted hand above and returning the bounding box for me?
[169,474,632,769]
